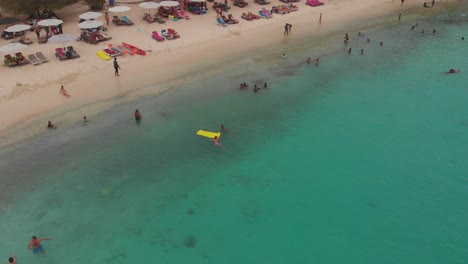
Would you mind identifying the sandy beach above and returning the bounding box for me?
[0,0,438,147]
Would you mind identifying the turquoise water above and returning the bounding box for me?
[1,4,468,263]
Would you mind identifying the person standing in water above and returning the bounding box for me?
[83,116,88,125]
[307,57,311,64]
[134,109,142,124]
[28,236,51,255]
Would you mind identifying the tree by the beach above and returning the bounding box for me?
[0,0,78,16]
[84,0,106,10]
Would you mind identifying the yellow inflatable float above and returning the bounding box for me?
[96,51,111,60]
[196,130,221,139]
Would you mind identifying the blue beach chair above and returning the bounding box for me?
[217,17,228,27]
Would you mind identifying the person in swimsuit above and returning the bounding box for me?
[28,236,51,254]
[211,136,222,147]
[59,85,70,98]
[7,253,17,264]
[134,109,142,123]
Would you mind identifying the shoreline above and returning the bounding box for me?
[0,0,449,149]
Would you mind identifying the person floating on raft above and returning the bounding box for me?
[448,69,460,74]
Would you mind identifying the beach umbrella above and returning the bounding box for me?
[79,11,103,20]
[189,0,206,2]
[78,20,103,29]
[108,6,132,13]
[160,1,180,7]
[5,24,31,33]
[48,34,76,48]
[38,19,63,27]
[0,43,28,53]
[139,2,161,10]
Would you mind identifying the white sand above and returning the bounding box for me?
[0,0,434,147]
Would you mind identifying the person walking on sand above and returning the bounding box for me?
[114,58,120,76]
[28,236,51,254]
[431,0,435,7]
[59,85,70,98]
[284,23,289,35]
[401,0,404,7]
[288,23,292,33]
[318,13,322,24]
[134,109,142,124]
[105,12,109,26]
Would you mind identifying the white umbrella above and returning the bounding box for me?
[160,1,180,7]
[79,11,102,20]
[5,24,31,33]
[38,19,63,27]
[108,6,131,13]
[78,20,103,29]
[189,0,206,2]
[139,2,160,9]
[0,43,28,53]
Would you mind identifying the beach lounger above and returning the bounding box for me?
[35,52,49,63]
[28,54,41,65]
[55,48,66,60]
[151,31,165,42]
[217,17,228,27]
[15,52,29,66]
[121,16,134,26]
[179,10,190,20]
[228,14,239,24]
[306,0,324,6]
[4,54,18,67]
[255,0,270,4]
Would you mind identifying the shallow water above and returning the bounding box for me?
[1,4,468,264]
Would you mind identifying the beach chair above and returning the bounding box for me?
[228,14,239,24]
[4,54,18,67]
[306,0,324,6]
[121,16,134,26]
[55,48,67,61]
[151,31,165,42]
[66,46,80,58]
[168,28,180,39]
[217,17,228,27]
[161,29,174,40]
[35,52,49,63]
[28,54,42,65]
[179,10,191,20]
[15,52,29,66]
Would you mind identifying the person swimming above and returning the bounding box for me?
[253,85,260,93]
[134,109,142,123]
[211,136,223,147]
[221,125,228,132]
[8,253,16,264]
[28,236,51,254]
[448,69,460,74]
